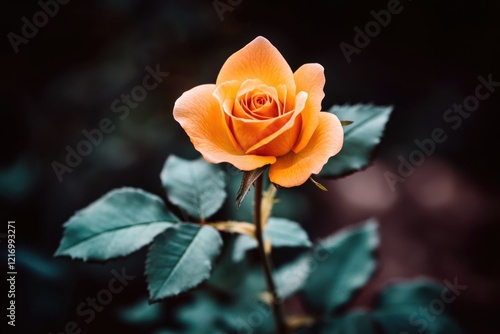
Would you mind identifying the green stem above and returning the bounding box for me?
[253,175,288,334]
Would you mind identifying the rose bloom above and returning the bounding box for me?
[174,36,343,187]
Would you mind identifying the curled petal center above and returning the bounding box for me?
[239,90,279,119]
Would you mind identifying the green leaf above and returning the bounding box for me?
[146,223,222,301]
[321,104,393,178]
[161,155,227,221]
[303,220,379,314]
[373,280,465,334]
[232,217,312,261]
[235,166,267,208]
[55,188,177,261]
[303,311,374,334]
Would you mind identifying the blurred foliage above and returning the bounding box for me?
[52,156,465,333]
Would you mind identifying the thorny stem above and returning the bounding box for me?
[253,175,288,334]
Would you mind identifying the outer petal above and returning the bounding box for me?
[248,116,301,157]
[292,63,325,153]
[216,37,296,96]
[173,84,276,170]
[269,112,343,187]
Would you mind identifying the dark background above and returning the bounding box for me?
[1,0,500,333]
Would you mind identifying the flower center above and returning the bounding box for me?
[252,94,267,107]
[239,91,279,119]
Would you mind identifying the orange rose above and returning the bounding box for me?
[173,36,343,187]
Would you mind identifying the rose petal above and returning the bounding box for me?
[248,115,302,157]
[232,79,280,119]
[213,80,241,118]
[216,36,296,97]
[174,84,276,170]
[246,91,308,156]
[269,112,343,187]
[231,110,295,153]
[214,81,304,152]
[215,81,286,150]
[292,63,326,153]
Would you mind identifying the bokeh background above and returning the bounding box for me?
[2,0,500,333]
